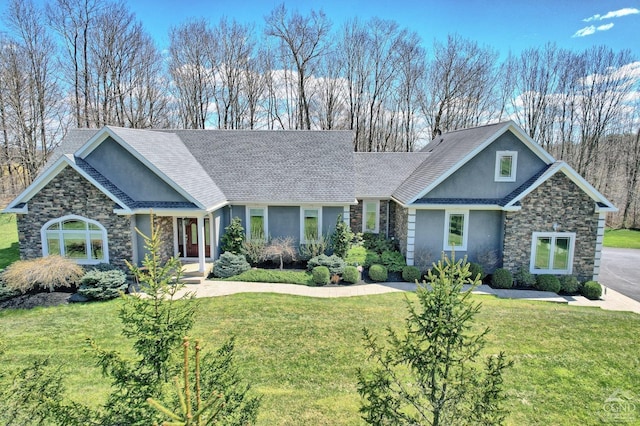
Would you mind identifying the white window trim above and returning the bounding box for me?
[40,214,109,264]
[495,150,518,182]
[300,206,322,243]
[362,199,380,233]
[245,206,268,241]
[530,232,576,275]
[443,210,469,251]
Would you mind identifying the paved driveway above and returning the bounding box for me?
[599,248,640,302]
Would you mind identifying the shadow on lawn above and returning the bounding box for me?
[0,242,19,269]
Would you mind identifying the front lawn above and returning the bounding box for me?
[0,293,638,425]
[604,228,640,249]
[0,214,19,269]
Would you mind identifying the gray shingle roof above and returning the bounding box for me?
[172,130,355,204]
[355,152,429,198]
[393,122,511,204]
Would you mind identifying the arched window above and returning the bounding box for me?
[41,215,109,264]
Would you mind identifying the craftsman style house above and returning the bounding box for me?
[4,121,615,282]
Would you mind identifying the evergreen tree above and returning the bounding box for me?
[357,253,512,425]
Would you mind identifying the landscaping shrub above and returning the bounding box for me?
[298,234,330,261]
[514,266,536,288]
[582,280,602,300]
[342,266,360,284]
[307,254,345,275]
[345,246,367,266]
[330,215,354,258]
[312,266,330,286]
[491,268,513,289]
[242,238,266,265]
[220,217,245,255]
[84,263,119,272]
[364,251,381,268]
[264,237,297,270]
[559,275,581,294]
[362,233,397,254]
[221,269,314,285]
[1,255,84,293]
[368,264,388,282]
[0,277,19,302]
[468,262,484,281]
[401,265,421,283]
[535,274,561,293]
[78,269,128,300]
[212,252,251,278]
[381,250,406,273]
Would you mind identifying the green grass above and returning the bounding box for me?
[604,228,640,249]
[0,293,638,425]
[0,214,19,269]
[221,268,314,285]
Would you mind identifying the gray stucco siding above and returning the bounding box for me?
[268,206,300,242]
[413,209,503,270]
[134,214,151,264]
[230,205,246,225]
[424,131,547,200]
[85,137,188,202]
[322,206,343,236]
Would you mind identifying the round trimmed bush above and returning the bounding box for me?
[535,274,561,293]
[212,252,251,278]
[402,265,421,283]
[514,267,536,288]
[559,275,580,294]
[78,269,128,300]
[342,266,360,284]
[491,268,513,289]
[368,264,388,282]
[307,254,346,275]
[468,262,484,281]
[582,280,602,300]
[312,266,330,286]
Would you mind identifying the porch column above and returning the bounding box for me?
[197,215,206,273]
[592,211,606,281]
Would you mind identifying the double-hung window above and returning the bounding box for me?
[363,200,379,233]
[495,151,518,182]
[530,232,575,274]
[301,207,321,243]
[444,210,469,251]
[41,215,108,264]
[247,207,267,240]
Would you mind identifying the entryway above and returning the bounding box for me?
[177,217,211,258]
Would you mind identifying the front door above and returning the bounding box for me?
[178,218,211,258]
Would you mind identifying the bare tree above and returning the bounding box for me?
[265,3,331,130]
[423,34,499,138]
[168,19,215,129]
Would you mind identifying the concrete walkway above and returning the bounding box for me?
[176,279,640,315]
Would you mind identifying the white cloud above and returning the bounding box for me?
[572,23,615,38]
[583,7,639,22]
[572,26,596,37]
[597,23,615,32]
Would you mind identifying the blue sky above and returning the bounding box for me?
[123,0,640,58]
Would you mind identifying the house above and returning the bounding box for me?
[3,121,615,282]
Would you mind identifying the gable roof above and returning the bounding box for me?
[392,121,555,205]
[354,152,429,198]
[503,161,617,212]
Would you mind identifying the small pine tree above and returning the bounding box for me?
[357,253,512,426]
[221,217,246,255]
[331,215,354,258]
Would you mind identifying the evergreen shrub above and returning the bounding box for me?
[491,268,513,289]
[582,281,602,300]
[401,265,421,283]
[78,269,128,300]
[312,266,330,286]
[559,275,580,294]
[368,264,388,282]
[342,266,360,284]
[307,254,345,275]
[212,252,250,278]
[535,274,561,293]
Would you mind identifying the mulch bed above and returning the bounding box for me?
[0,292,71,310]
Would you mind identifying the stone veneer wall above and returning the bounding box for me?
[152,216,174,262]
[16,167,133,270]
[503,172,598,282]
[393,203,409,256]
[350,200,391,236]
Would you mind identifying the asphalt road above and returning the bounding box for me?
[599,248,640,302]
